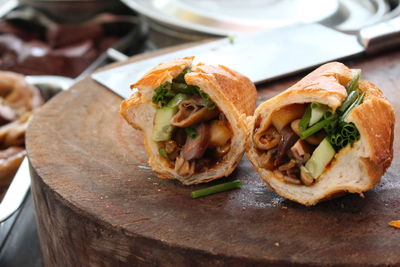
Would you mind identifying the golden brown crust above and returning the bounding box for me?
[259,62,353,113]
[120,57,257,185]
[119,92,143,131]
[349,81,395,170]
[131,57,194,89]
[246,62,395,206]
[189,64,257,116]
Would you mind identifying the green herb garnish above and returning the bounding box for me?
[152,82,175,107]
[152,67,216,110]
[198,89,216,110]
[159,148,168,158]
[172,83,198,95]
[185,127,197,139]
[299,70,364,150]
[300,119,329,140]
[341,92,365,122]
[191,180,243,199]
[299,105,311,132]
[337,89,359,114]
[345,69,361,93]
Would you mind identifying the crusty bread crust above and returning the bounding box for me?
[246,62,395,206]
[120,57,257,185]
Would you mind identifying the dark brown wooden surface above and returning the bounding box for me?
[26,45,400,266]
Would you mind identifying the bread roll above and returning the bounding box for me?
[121,57,257,185]
[246,62,395,205]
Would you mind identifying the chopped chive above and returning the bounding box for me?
[300,119,328,139]
[337,89,359,114]
[341,92,365,121]
[191,180,243,199]
[185,127,197,139]
[159,148,168,158]
[299,105,312,132]
[345,69,361,93]
[323,110,335,120]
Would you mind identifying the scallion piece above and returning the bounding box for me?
[341,92,365,121]
[185,127,197,139]
[190,180,243,199]
[159,148,168,158]
[299,105,312,132]
[345,69,361,93]
[300,119,328,140]
[337,89,359,114]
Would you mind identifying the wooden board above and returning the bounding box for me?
[26,46,400,266]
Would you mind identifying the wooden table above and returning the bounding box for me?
[26,45,400,266]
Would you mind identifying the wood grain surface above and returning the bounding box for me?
[26,45,400,266]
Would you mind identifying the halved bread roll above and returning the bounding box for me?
[120,57,257,185]
[246,62,395,206]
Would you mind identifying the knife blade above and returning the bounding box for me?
[92,17,400,99]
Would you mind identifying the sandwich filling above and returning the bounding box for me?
[253,70,365,186]
[151,67,232,177]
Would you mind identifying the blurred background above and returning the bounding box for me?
[0,0,399,266]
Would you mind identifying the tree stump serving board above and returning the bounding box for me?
[26,46,400,266]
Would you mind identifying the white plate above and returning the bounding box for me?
[121,0,389,36]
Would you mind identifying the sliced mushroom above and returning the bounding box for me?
[173,128,187,147]
[278,160,297,171]
[253,126,281,150]
[165,140,180,160]
[300,166,314,186]
[258,150,276,170]
[283,175,302,185]
[274,125,299,166]
[175,155,195,177]
[290,139,311,163]
[182,123,210,161]
[171,96,219,128]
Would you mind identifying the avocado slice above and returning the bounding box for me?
[304,138,335,179]
[152,93,188,142]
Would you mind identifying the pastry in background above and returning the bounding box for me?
[0,71,43,200]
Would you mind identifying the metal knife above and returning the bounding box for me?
[93,17,400,99]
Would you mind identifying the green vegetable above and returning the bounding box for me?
[185,127,197,139]
[337,89,359,114]
[172,83,198,95]
[309,102,330,126]
[152,107,176,141]
[299,105,311,132]
[329,122,359,150]
[152,69,216,111]
[341,92,365,122]
[152,94,188,141]
[191,180,243,199]
[167,93,189,108]
[304,138,336,179]
[152,82,175,107]
[345,69,361,93]
[198,89,216,110]
[300,119,328,140]
[159,148,168,158]
[173,67,191,83]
